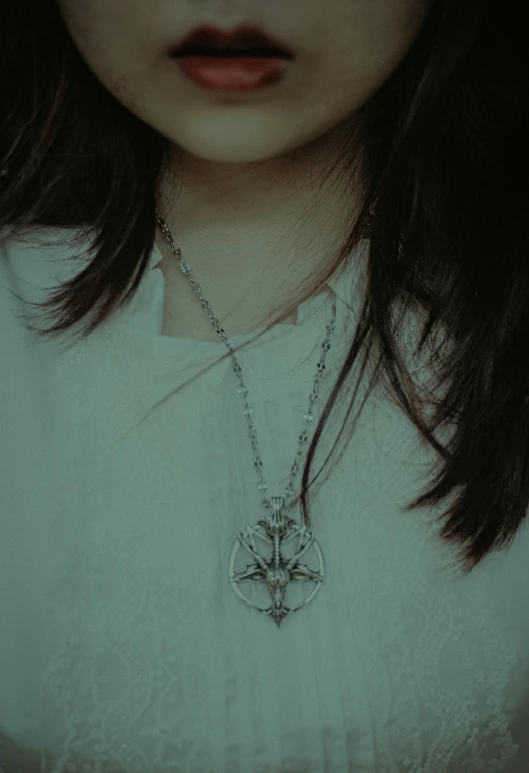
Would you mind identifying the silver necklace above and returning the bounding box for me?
[155,208,337,627]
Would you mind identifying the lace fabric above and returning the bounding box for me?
[0,228,528,773]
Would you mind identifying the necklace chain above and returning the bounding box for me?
[155,208,337,511]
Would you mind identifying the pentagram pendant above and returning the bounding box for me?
[228,495,325,627]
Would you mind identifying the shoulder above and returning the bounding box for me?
[0,225,91,292]
[0,225,93,361]
[0,225,92,329]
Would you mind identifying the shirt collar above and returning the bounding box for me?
[148,237,369,317]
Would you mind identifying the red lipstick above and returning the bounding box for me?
[174,24,294,58]
[172,24,294,93]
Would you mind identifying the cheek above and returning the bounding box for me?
[300,56,387,130]
[61,17,145,113]
[312,12,425,121]
[313,0,432,113]
[59,0,139,83]
[58,0,108,45]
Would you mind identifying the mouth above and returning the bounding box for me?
[171,23,295,61]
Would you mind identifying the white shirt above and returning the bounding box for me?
[1,227,528,773]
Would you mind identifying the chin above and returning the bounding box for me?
[163,112,301,164]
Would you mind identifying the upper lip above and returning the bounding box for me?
[173,24,294,59]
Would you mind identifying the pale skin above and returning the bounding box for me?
[57,0,434,342]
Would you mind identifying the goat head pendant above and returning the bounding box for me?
[228,496,325,627]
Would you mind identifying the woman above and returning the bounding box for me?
[0,0,527,770]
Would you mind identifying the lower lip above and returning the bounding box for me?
[176,56,291,92]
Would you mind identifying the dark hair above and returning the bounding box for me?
[1,0,527,574]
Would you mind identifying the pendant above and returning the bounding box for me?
[228,496,325,627]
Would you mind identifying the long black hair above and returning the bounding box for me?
[1,0,527,574]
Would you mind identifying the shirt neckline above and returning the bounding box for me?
[142,240,368,350]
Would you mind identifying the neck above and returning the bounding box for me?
[155,127,363,288]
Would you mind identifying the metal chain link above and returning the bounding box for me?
[155,207,337,511]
